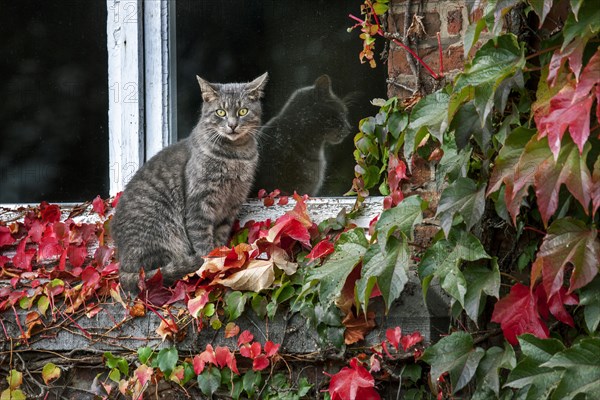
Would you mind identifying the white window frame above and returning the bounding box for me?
[107,0,176,195]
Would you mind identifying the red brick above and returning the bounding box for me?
[447,9,463,35]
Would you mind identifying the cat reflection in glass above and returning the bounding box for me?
[253,75,352,196]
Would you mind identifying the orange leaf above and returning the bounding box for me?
[343,312,376,345]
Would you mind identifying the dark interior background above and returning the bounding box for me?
[175,0,387,196]
[0,0,108,203]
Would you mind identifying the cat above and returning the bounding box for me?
[112,73,268,294]
[252,75,352,196]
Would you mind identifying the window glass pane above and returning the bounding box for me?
[175,1,386,196]
[0,0,109,203]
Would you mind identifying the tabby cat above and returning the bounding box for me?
[253,75,352,196]
[112,73,268,293]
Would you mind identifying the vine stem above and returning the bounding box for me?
[524,226,546,236]
[348,12,440,79]
[437,32,444,77]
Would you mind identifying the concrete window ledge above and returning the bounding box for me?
[0,197,449,397]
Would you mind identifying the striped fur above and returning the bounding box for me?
[112,73,268,293]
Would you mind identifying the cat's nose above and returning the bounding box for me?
[227,121,238,132]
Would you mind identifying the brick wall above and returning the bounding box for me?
[386,0,473,99]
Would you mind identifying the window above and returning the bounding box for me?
[0,0,108,203]
[1,0,386,203]
[174,0,386,196]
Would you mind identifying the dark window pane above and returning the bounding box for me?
[175,1,386,196]
[0,0,109,203]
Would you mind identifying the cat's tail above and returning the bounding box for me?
[119,254,204,295]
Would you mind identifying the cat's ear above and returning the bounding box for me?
[197,76,219,103]
[314,75,332,99]
[245,72,269,100]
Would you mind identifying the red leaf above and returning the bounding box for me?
[264,340,280,357]
[92,195,106,217]
[215,346,239,374]
[306,239,335,260]
[327,358,381,400]
[94,245,114,268]
[28,220,45,243]
[257,189,267,199]
[240,342,261,359]
[0,226,15,247]
[536,49,599,158]
[224,322,240,339]
[534,218,599,296]
[67,244,88,268]
[38,226,64,261]
[111,192,123,208]
[138,269,172,306]
[238,330,254,346]
[81,266,101,289]
[491,283,549,345]
[266,214,311,247]
[12,239,35,271]
[400,331,423,351]
[40,202,61,224]
[252,354,270,371]
[385,327,401,350]
[547,287,579,327]
[288,193,313,227]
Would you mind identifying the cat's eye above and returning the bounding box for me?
[237,108,249,116]
[215,109,227,117]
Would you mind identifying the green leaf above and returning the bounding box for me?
[464,18,487,58]
[463,260,500,323]
[570,0,584,20]
[408,90,451,143]
[103,352,129,376]
[473,82,495,127]
[421,331,485,393]
[542,337,600,399]
[487,126,536,194]
[41,363,61,385]
[562,1,600,50]
[356,237,410,314]
[157,347,178,377]
[37,295,50,316]
[375,195,425,250]
[473,344,516,397]
[436,140,471,190]
[297,376,313,396]
[250,293,268,319]
[6,370,22,389]
[436,177,487,237]
[242,370,262,397]
[309,228,369,307]
[224,291,247,321]
[387,110,408,139]
[419,230,490,307]
[505,335,566,399]
[579,275,600,332]
[373,2,389,15]
[0,389,25,400]
[451,102,481,150]
[529,0,553,27]
[455,34,525,92]
[138,347,153,364]
[198,366,222,397]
